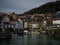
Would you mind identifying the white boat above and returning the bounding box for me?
[24,30,29,35]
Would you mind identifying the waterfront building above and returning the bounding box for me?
[23,14,45,31]
[53,20,60,27]
[15,19,23,30]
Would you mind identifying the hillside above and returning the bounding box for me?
[23,1,60,14]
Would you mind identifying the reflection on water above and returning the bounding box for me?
[0,34,60,45]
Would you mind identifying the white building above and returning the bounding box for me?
[2,15,10,22]
[28,23,39,31]
[53,20,60,24]
[43,20,60,27]
[53,20,60,27]
[15,19,23,30]
[24,22,28,29]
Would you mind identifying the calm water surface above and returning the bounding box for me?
[0,34,60,45]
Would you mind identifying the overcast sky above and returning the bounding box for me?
[0,0,56,14]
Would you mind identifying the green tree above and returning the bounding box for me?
[39,23,45,31]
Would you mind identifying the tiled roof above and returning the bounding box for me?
[0,13,6,17]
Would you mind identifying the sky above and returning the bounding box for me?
[0,0,56,14]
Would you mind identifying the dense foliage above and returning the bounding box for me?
[23,1,60,14]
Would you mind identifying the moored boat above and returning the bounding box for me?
[23,30,29,35]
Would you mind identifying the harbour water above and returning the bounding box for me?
[0,34,60,45]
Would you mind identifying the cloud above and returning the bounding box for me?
[0,7,27,14]
[0,0,56,13]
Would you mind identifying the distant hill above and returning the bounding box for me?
[23,1,60,14]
